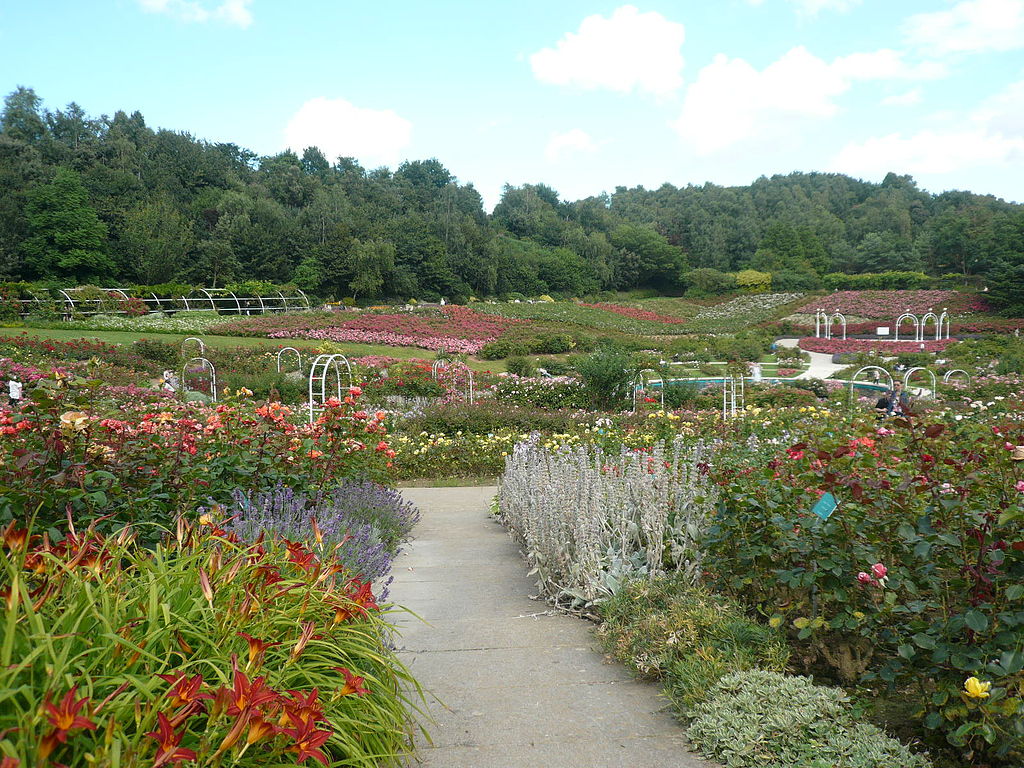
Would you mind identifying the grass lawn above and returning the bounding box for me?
[6,327,506,373]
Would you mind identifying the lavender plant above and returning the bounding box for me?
[497,437,717,606]
[228,483,419,583]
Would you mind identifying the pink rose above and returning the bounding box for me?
[1016,480,1024,492]
[857,572,873,584]
[871,563,887,579]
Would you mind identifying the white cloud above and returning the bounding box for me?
[137,0,253,27]
[904,0,1024,55]
[881,88,923,107]
[545,129,600,162]
[673,46,946,154]
[283,97,412,168]
[787,0,861,14]
[830,78,1024,178]
[530,5,685,95]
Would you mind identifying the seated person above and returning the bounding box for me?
[875,394,891,417]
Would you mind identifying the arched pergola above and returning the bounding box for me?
[827,312,847,340]
[181,337,206,358]
[431,358,475,404]
[894,312,920,342]
[182,357,217,402]
[631,369,664,412]
[848,366,893,407]
[307,354,354,424]
[904,366,937,399]
[276,347,303,374]
[942,369,971,387]
[722,375,744,419]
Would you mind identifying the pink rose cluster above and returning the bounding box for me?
[856,562,888,586]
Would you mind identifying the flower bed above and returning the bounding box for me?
[211,307,517,354]
[798,337,955,354]
[580,302,686,325]
[799,290,988,318]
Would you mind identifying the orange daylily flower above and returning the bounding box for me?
[146,711,197,767]
[157,672,214,711]
[237,632,282,669]
[333,667,369,697]
[39,686,97,759]
[280,715,332,765]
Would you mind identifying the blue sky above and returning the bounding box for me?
[2,0,1023,208]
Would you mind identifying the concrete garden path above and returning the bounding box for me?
[389,486,714,768]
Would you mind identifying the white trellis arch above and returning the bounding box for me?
[938,309,951,340]
[431,357,475,404]
[814,309,828,338]
[181,337,206,358]
[182,357,217,402]
[307,354,354,424]
[894,312,920,342]
[920,309,940,343]
[276,347,303,374]
[827,312,847,340]
[904,366,937,400]
[942,369,971,388]
[631,368,664,412]
[848,365,894,406]
[722,375,745,419]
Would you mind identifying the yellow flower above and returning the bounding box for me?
[238,387,253,397]
[964,677,991,699]
[768,616,783,629]
[59,411,89,432]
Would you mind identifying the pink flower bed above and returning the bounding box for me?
[798,337,955,354]
[798,291,989,319]
[581,303,686,324]
[213,307,517,355]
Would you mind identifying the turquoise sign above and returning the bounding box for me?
[811,492,838,520]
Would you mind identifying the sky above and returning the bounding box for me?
[1,0,1023,209]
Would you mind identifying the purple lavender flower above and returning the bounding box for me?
[227,483,419,584]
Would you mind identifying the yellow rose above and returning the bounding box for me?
[964,677,991,699]
[59,411,89,432]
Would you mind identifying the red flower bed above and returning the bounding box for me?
[580,303,686,324]
[798,291,988,319]
[211,307,517,355]
[798,337,955,354]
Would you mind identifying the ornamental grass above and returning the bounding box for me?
[0,515,422,767]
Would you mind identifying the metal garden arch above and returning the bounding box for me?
[904,366,937,400]
[848,365,894,406]
[276,347,303,374]
[182,357,217,402]
[307,354,353,424]
[631,369,664,411]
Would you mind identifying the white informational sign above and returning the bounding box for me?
[8,380,23,400]
[876,327,890,336]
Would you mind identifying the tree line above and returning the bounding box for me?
[2,87,1023,313]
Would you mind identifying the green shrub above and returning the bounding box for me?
[130,338,179,366]
[573,344,636,409]
[400,401,580,435]
[598,579,789,712]
[506,356,536,377]
[687,670,932,768]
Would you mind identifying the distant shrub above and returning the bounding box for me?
[130,338,179,366]
[683,268,736,297]
[506,356,536,377]
[823,271,934,290]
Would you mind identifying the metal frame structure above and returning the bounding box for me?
[722,375,745,419]
[942,369,971,387]
[431,358,475,404]
[181,337,206,358]
[938,309,951,340]
[8,286,310,318]
[848,365,894,406]
[814,309,827,338]
[920,310,940,342]
[182,357,217,402]
[827,312,847,340]
[276,347,303,374]
[307,354,354,424]
[904,366,937,399]
[894,312,920,342]
[631,368,664,412]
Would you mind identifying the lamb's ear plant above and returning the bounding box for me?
[687,670,933,768]
[0,516,424,767]
[497,436,716,607]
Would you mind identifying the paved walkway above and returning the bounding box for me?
[775,337,844,380]
[389,486,714,768]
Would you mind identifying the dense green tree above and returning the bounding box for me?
[119,195,195,283]
[348,239,395,298]
[23,167,113,281]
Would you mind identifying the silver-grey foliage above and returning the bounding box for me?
[497,436,717,606]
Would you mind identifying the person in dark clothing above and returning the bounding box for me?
[875,394,892,418]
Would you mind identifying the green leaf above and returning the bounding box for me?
[1006,584,1024,601]
[964,610,989,633]
[897,644,916,659]
[912,633,937,650]
[923,711,943,729]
